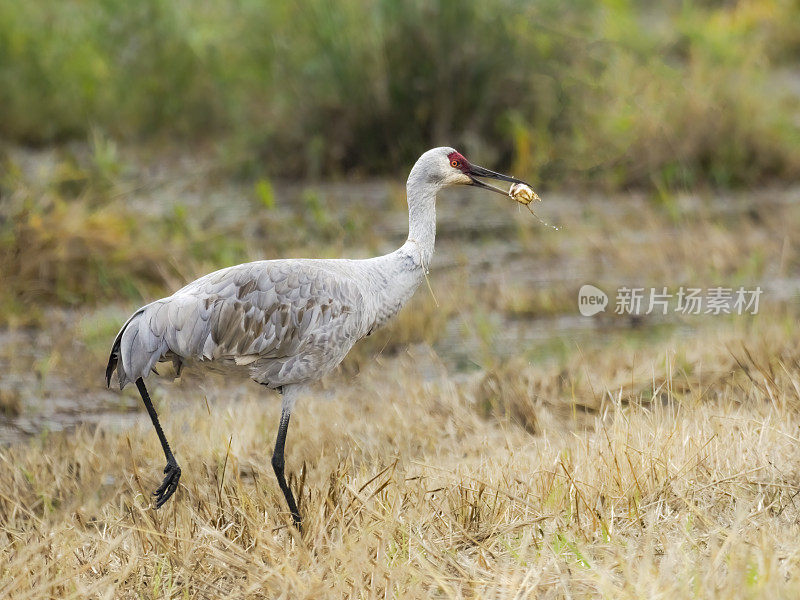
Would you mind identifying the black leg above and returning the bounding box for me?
[272,404,302,530]
[135,378,181,508]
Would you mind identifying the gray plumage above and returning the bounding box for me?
[107,256,413,390]
[105,146,532,526]
[106,148,458,392]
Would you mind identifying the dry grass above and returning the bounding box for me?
[2,314,800,598]
[0,389,22,417]
[2,148,800,597]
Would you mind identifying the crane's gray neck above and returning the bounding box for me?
[358,163,442,334]
[402,164,441,268]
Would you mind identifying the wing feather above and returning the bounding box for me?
[108,259,365,388]
[180,261,362,362]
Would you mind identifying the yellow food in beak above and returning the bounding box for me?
[508,183,540,206]
[508,182,558,230]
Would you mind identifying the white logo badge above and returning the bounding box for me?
[578,284,608,316]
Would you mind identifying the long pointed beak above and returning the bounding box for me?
[467,164,531,196]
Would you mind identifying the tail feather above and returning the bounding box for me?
[106,307,146,389]
[105,345,119,388]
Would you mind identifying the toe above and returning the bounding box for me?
[152,464,181,508]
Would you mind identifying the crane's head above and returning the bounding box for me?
[411,147,539,202]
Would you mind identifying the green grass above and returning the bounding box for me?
[0,0,798,187]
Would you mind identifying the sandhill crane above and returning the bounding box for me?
[106,147,535,530]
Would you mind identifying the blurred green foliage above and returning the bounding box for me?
[0,0,798,187]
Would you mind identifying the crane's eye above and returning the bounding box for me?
[450,160,460,168]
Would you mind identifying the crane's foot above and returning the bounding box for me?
[153,460,181,508]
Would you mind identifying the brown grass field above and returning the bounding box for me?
[1,151,800,598]
[3,315,800,598]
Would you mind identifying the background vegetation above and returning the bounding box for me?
[1,0,799,186]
